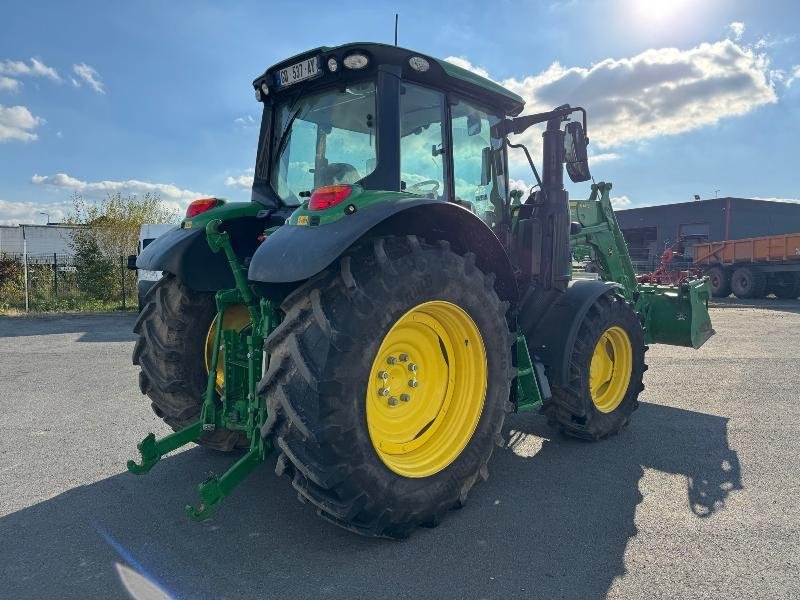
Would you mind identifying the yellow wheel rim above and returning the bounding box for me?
[366,301,488,478]
[589,325,633,413]
[204,304,251,392]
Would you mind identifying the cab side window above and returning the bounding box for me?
[450,99,505,225]
[400,83,446,199]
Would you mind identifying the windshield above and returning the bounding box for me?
[270,81,377,206]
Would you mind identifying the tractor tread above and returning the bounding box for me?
[542,292,646,440]
[260,235,513,538]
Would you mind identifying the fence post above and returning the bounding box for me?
[22,226,29,312]
[120,256,126,310]
[53,252,58,299]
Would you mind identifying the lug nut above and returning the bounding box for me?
[399,353,409,362]
[400,394,411,402]
[408,379,418,388]
[377,371,389,380]
[387,356,397,365]
[379,387,390,396]
[408,363,418,373]
[388,397,398,406]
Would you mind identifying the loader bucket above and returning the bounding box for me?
[636,278,715,349]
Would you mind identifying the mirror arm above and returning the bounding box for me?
[499,105,588,140]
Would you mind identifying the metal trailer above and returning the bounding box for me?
[694,233,800,298]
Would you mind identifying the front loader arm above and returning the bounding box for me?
[570,182,714,349]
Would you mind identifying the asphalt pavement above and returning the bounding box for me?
[0,301,798,599]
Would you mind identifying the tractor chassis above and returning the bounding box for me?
[126,219,550,518]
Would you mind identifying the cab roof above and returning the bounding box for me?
[254,42,526,117]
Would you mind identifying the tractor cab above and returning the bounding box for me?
[250,42,523,229]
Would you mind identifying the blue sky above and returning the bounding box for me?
[1,0,798,224]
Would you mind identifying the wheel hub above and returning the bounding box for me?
[589,325,633,413]
[366,301,487,478]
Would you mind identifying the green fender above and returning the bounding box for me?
[248,196,518,304]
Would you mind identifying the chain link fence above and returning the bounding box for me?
[0,252,138,312]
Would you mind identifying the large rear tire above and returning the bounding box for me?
[258,236,514,538]
[543,292,646,440]
[730,266,766,299]
[132,274,246,451]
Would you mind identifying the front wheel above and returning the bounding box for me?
[543,292,647,440]
[258,236,514,537]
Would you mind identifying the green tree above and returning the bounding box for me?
[68,191,179,258]
[68,191,179,305]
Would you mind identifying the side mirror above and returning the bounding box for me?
[480,147,492,186]
[126,255,138,270]
[564,121,591,183]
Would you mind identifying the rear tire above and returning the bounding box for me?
[258,236,514,538]
[132,274,246,451]
[730,266,766,299]
[772,272,800,299]
[706,266,730,298]
[543,292,646,440]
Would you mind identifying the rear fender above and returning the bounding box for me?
[248,199,518,304]
[136,203,284,292]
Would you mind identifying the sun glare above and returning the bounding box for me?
[629,0,691,23]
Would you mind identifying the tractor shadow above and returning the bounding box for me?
[0,402,741,600]
[0,313,137,342]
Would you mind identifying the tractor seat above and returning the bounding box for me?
[324,163,360,185]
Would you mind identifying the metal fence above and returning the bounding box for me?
[0,252,137,312]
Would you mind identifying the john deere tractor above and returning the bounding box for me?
[130,42,714,537]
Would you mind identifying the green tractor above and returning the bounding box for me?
[130,42,714,537]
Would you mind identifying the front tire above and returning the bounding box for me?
[543,292,646,440]
[706,266,730,298]
[258,236,514,538]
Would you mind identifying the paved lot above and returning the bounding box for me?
[1,300,799,600]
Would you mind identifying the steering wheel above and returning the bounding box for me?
[407,180,440,196]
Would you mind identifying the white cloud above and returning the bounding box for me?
[224,171,254,190]
[0,197,73,226]
[611,195,632,208]
[787,65,800,87]
[450,39,777,151]
[31,172,206,211]
[590,152,620,164]
[72,63,105,94]
[728,21,745,41]
[0,58,60,81]
[0,104,44,142]
[0,77,20,92]
[234,115,256,126]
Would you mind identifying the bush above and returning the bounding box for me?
[73,236,117,301]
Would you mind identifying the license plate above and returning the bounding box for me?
[276,56,320,88]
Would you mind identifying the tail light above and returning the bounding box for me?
[186,198,221,218]
[308,185,352,211]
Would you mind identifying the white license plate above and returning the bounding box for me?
[276,56,320,88]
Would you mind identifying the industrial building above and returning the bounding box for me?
[0,224,83,258]
[616,197,800,264]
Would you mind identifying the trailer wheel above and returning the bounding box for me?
[706,266,730,298]
[730,266,766,299]
[258,236,514,538]
[773,272,800,299]
[543,292,646,440]
[132,274,247,451]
